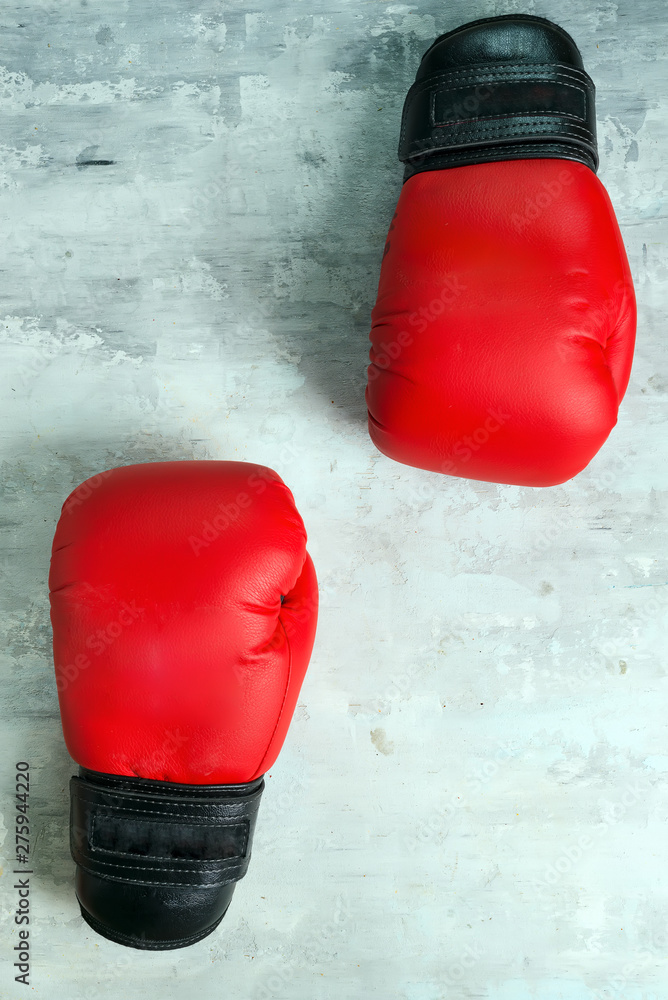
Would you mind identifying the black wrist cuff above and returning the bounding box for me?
[399,15,598,179]
[70,767,264,950]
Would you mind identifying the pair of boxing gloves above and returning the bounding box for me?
[50,15,635,949]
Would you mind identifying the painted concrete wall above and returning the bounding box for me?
[0,1,666,997]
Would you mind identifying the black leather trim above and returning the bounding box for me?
[399,14,598,177]
[70,768,264,949]
[78,889,230,950]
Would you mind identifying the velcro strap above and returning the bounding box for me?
[70,774,263,888]
[399,62,597,171]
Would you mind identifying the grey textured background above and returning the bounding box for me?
[0,1,666,997]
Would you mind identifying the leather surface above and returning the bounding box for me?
[49,460,318,783]
[71,771,263,886]
[416,15,587,76]
[76,872,234,950]
[400,15,597,175]
[70,769,263,949]
[366,158,636,486]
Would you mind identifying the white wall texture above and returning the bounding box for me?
[0,1,666,997]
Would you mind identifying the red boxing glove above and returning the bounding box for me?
[367,15,636,487]
[49,461,317,949]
